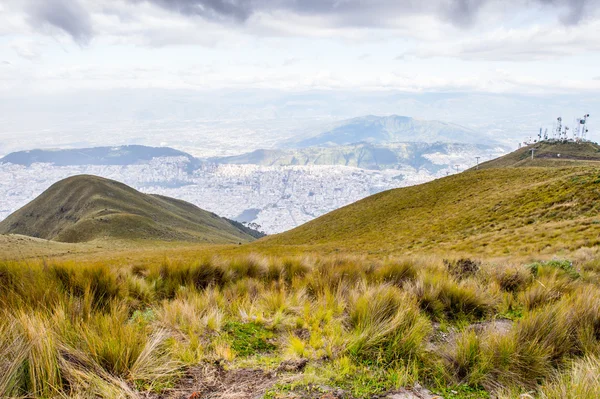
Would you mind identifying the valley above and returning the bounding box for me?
[0,131,506,234]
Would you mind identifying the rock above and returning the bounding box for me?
[277,358,309,373]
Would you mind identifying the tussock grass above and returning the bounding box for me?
[0,251,599,398]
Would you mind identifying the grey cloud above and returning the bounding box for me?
[17,0,600,45]
[27,0,92,45]
[129,0,252,21]
[538,0,594,25]
[134,0,598,27]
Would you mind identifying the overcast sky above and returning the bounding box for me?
[1,0,599,95]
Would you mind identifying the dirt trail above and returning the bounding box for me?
[152,363,281,399]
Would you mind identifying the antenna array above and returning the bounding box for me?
[525,113,591,146]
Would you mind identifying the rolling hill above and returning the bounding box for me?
[0,175,262,243]
[259,143,600,255]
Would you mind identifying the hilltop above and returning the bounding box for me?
[0,175,261,243]
[259,165,600,255]
[476,140,600,169]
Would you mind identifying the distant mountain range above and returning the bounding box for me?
[212,142,503,171]
[291,115,492,148]
[1,145,201,168]
[2,142,505,173]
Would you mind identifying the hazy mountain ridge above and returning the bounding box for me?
[1,145,201,169]
[212,142,505,171]
[292,115,494,147]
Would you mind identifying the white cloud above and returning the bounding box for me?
[400,21,600,61]
[0,0,598,95]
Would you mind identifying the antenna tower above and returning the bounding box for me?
[576,114,590,141]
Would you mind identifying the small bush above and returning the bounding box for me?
[527,260,579,279]
[494,266,531,293]
[445,258,480,280]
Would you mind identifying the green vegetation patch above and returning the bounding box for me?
[223,321,277,356]
[527,259,580,278]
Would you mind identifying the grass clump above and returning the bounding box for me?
[347,285,431,365]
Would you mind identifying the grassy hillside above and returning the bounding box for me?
[476,141,600,169]
[259,166,600,255]
[0,175,259,244]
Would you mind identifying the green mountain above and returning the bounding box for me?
[259,142,600,255]
[0,175,261,243]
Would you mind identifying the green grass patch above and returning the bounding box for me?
[222,321,277,356]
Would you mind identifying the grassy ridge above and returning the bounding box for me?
[259,167,600,256]
[0,175,257,244]
[476,141,600,170]
[1,252,599,398]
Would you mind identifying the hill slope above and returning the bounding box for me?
[259,166,600,255]
[0,175,260,243]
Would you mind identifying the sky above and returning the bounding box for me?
[1,0,600,94]
[0,0,599,154]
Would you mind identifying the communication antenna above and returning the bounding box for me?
[564,126,570,141]
[556,117,562,141]
[577,113,590,141]
[538,128,542,142]
[544,128,548,140]
[454,165,460,173]
[475,156,481,170]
